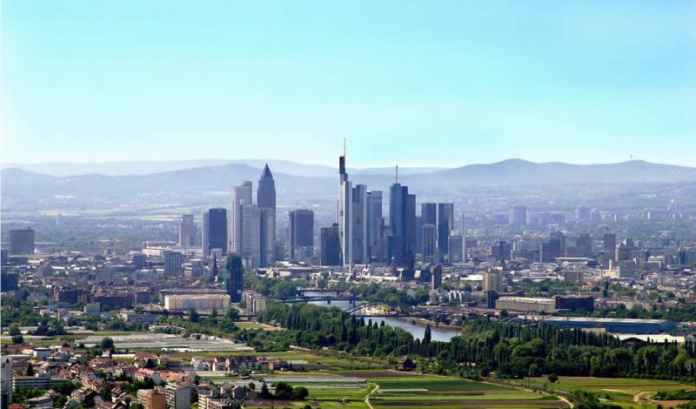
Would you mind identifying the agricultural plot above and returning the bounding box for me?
[368,375,566,409]
[523,376,696,409]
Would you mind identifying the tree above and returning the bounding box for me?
[25,362,34,376]
[423,325,432,344]
[12,335,24,344]
[260,383,272,399]
[292,386,309,400]
[548,373,559,383]
[9,324,21,336]
[274,382,294,400]
[189,308,200,323]
[100,337,114,350]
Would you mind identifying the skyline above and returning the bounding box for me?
[2,1,695,167]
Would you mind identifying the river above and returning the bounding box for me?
[301,293,460,342]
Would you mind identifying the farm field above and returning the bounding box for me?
[369,375,566,409]
[523,376,696,409]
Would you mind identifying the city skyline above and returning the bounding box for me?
[3,1,695,166]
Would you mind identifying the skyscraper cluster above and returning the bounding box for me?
[228,165,276,268]
[330,151,457,270]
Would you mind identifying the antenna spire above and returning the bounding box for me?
[395,164,399,183]
[343,138,347,157]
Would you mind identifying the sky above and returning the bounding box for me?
[2,1,695,167]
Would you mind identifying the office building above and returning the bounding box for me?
[226,255,244,302]
[431,264,442,289]
[437,203,454,262]
[320,224,341,266]
[230,181,253,254]
[483,269,503,292]
[449,234,463,262]
[351,184,368,263]
[366,191,384,262]
[492,241,512,262]
[177,214,196,247]
[603,233,617,265]
[422,224,436,260]
[163,251,184,275]
[576,233,593,258]
[9,228,35,255]
[289,209,314,260]
[165,383,193,409]
[257,165,276,267]
[510,206,527,227]
[203,209,227,257]
[338,152,352,267]
[388,178,414,268]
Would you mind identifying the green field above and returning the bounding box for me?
[522,376,696,409]
[369,375,565,409]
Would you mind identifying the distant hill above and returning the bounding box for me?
[0,159,446,178]
[2,159,696,212]
[416,159,696,186]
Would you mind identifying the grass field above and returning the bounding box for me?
[369,375,566,409]
[523,376,696,409]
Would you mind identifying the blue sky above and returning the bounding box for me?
[2,1,695,167]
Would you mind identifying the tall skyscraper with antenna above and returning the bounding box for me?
[338,142,352,268]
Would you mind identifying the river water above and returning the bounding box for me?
[302,294,460,342]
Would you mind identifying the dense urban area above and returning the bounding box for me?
[2,155,696,409]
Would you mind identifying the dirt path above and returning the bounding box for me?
[365,383,379,409]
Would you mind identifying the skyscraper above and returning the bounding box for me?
[240,205,262,267]
[338,151,352,268]
[603,233,617,267]
[202,208,227,257]
[177,214,196,247]
[437,203,454,262]
[351,184,368,264]
[388,178,414,268]
[422,223,436,260]
[163,251,184,275]
[289,209,314,260]
[321,223,341,266]
[230,181,253,254]
[257,165,276,267]
[511,206,528,228]
[225,255,244,303]
[366,190,384,262]
[9,228,35,255]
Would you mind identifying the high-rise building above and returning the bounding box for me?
[289,209,314,260]
[511,206,528,228]
[202,209,227,257]
[576,233,593,258]
[230,181,253,254]
[257,165,276,267]
[9,228,35,255]
[240,205,262,267]
[321,223,341,266]
[422,224,436,261]
[366,191,384,262]
[163,251,184,275]
[178,214,196,247]
[437,203,454,262]
[492,241,512,262]
[388,181,413,268]
[575,206,591,221]
[483,269,503,292]
[406,194,417,258]
[225,255,244,303]
[431,264,443,289]
[603,233,617,265]
[351,184,368,263]
[449,234,463,263]
[338,152,352,268]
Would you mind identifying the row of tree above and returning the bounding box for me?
[259,303,696,381]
